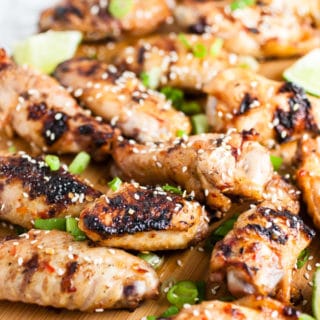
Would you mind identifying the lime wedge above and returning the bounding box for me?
[283,49,320,97]
[13,31,82,74]
[313,267,320,320]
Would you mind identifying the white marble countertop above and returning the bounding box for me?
[0,0,57,52]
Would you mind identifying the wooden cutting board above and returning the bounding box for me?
[0,57,319,320]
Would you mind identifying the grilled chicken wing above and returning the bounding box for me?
[0,229,159,311]
[0,49,118,160]
[54,58,191,142]
[0,153,101,229]
[39,0,171,42]
[174,0,320,58]
[209,202,314,302]
[115,33,258,91]
[296,137,320,230]
[112,130,281,212]
[79,182,209,251]
[166,295,300,320]
[204,68,320,148]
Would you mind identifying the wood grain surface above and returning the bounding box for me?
[0,56,319,320]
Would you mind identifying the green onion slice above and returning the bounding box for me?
[191,114,209,134]
[210,38,224,57]
[167,280,199,308]
[45,154,60,171]
[180,101,202,115]
[69,151,90,175]
[161,305,180,317]
[192,43,207,58]
[146,316,157,320]
[297,248,310,269]
[108,177,122,192]
[8,145,16,153]
[196,281,206,303]
[298,314,316,320]
[162,184,183,195]
[230,0,256,11]
[34,218,67,231]
[160,86,184,107]
[138,252,164,269]
[109,0,133,19]
[176,129,187,138]
[270,154,283,171]
[140,68,161,89]
[178,33,191,49]
[66,217,86,241]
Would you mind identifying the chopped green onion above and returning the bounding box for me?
[160,86,184,107]
[15,225,28,235]
[230,0,256,11]
[297,248,310,269]
[191,114,209,134]
[69,151,90,174]
[45,154,60,171]
[109,0,133,19]
[176,129,188,138]
[34,218,66,231]
[161,305,180,317]
[8,145,16,153]
[270,154,283,171]
[196,281,206,303]
[162,184,183,195]
[140,68,161,89]
[180,101,202,115]
[192,43,207,58]
[167,280,199,308]
[66,217,86,241]
[205,215,239,251]
[219,295,236,302]
[138,252,164,269]
[210,38,224,57]
[178,33,191,49]
[108,177,122,192]
[146,316,157,320]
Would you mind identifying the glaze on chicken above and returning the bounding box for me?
[0,229,159,311]
[54,57,191,142]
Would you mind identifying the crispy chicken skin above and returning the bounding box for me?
[79,182,209,251]
[0,229,159,311]
[0,49,118,160]
[115,33,258,91]
[204,68,320,148]
[166,296,300,320]
[39,0,171,42]
[54,58,191,142]
[209,202,315,302]
[174,0,320,58]
[0,153,101,229]
[296,137,320,230]
[112,131,276,212]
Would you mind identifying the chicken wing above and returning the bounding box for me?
[0,229,159,311]
[0,49,118,160]
[79,182,209,251]
[204,68,320,148]
[166,295,300,320]
[112,130,284,212]
[39,0,171,42]
[115,33,258,91]
[209,202,315,302]
[174,0,320,58]
[296,137,320,230]
[0,153,101,229]
[54,57,191,142]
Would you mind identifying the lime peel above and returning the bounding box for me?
[13,30,82,74]
[283,48,320,97]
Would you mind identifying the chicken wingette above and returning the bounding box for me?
[115,33,258,91]
[174,0,320,58]
[0,152,101,229]
[54,57,191,142]
[39,0,171,42]
[0,49,118,160]
[204,68,320,148]
[0,229,159,311]
[111,130,295,212]
[209,201,315,302]
[165,295,301,320]
[79,182,209,251]
[296,137,320,230]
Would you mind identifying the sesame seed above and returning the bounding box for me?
[17,257,24,266]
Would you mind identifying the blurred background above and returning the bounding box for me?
[0,0,57,51]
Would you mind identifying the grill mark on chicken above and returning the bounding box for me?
[238,93,258,115]
[61,261,78,293]
[188,16,208,34]
[22,254,39,290]
[53,4,84,20]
